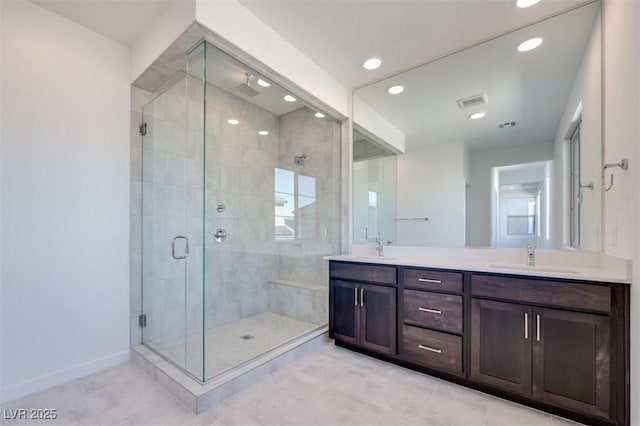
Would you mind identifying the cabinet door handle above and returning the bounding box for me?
[419,307,442,314]
[536,314,540,341]
[354,288,358,307]
[360,288,365,306]
[418,278,442,284]
[524,313,529,339]
[418,344,442,354]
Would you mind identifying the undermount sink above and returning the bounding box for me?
[488,264,579,274]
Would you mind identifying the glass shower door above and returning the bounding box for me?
[140,73,204,377]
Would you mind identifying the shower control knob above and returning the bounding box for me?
[215,201,225,213]
[213,228,228,243]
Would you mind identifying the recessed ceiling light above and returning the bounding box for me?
[363,58,382,70]
[258,130,269,136]
[469,112,486,120]
[516,0,541,8]
[518,37,543,52]
[314,112,325,118]
[284,95,297,102]
[227,119,240,125]
[388,85,404,95]
[257,79,271,87]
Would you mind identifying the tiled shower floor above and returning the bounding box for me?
[147,312,322,381]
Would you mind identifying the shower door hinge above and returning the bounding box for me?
[139,122,147,136]
[139,314,147,328]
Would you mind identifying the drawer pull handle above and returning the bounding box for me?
[524,313,529,339]
[418,307,442,314]
[536,314,540,341]
[418,278,442,284]
[354,288,358,307]
[418,344,442,354]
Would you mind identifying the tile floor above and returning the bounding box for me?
[1,341,583,426]
[147,312,322,380]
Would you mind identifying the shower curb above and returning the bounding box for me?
[131,328,329,414]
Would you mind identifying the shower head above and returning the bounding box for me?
[293,154,306,166]
[235,72,260,97]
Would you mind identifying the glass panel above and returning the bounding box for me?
[200,41,340,381]
[184,43,206,381]
[141,73,189,370]
[142,40,341,383]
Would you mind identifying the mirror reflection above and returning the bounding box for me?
[353,2,601,251]
[353,128,398,245]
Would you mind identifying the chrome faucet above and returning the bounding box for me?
[375,233,384,257]
[526,243,535,266]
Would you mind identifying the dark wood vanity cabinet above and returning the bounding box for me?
[471,274,624,424]
[470,299,532,396]
[329,263,397,355]
[328,261,629,425]
[471,299,610,418]
[399,267,465,376]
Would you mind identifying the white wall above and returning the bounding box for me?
[130,1,195,83]
[601,1,639,425]
[397,142,467,247]
[468,143,554,247]
[552,11,602,251]
[0,0,131,401]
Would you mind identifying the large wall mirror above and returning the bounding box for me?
[352,1,602,251]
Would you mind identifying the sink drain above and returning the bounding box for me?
[240,334,254,340]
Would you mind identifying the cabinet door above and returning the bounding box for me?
[331,280,359,346]
[360,283,397,355]
[532,308,610,419]
[471,299,532,396]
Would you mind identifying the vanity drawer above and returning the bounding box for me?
[330,261,396,285]
[402,325,463,375]
[402,268,463,293]
[403,290,463,333]
[471,274,611,313]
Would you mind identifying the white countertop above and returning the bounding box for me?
[324,246,632,284]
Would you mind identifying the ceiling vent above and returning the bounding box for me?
[457,93,488,109]
[498,121,517,129]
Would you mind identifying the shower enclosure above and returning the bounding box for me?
[140,41,341,382]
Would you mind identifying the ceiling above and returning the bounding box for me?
[29,0,591,89]
[30,0,599,150]
[239,0,591,88]
[186,45,315,117]
[29,0,177,47]
[354,2,599,152]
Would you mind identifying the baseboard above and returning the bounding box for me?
[0,350,130,403]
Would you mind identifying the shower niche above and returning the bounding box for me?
[138,41,341,383]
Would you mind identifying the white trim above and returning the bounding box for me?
[0,351,130,403]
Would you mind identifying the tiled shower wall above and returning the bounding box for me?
[130,76,341,348]
[276,108,342,284]
[203,82,280,330]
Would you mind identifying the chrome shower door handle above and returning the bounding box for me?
[171,236,189,259]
